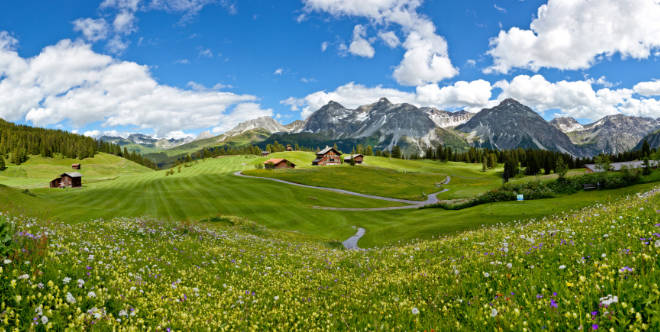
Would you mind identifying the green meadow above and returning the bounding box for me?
[1,151,658,247]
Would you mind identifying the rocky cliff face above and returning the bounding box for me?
[456,99,581,155]
[556,115,660,155]
[301,98,468,151]
[550,117,584,132]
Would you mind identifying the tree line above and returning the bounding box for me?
[0,119,157,169]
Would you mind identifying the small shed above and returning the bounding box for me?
[261,151,270,156]
[344,154,364,164]
[286,144,293,151]
[264,158,296,169]
[72,163,81,170]
[50,172,82,188]
[312,146,342,166]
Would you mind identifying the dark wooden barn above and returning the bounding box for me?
[264,158,296,169]
[312,146,342,166]
[50,172,82,188]
[344,154,364,164]
[72,163,81,170]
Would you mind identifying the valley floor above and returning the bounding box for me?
[0,152,658,247]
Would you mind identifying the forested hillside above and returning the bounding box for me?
[0,119,157,169]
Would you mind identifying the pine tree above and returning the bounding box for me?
[391,145,402,159]
[0,156,5,171]
[642,140,651,157]
[556,156,568,180]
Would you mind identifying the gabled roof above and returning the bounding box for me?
[264,158,295,166]
[316,146,342,156]
[61,172,82,178]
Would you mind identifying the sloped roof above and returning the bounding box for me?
[585,160,658,172]
[264,158,295,166]
[316,146,342,156]
[61,172,82,178]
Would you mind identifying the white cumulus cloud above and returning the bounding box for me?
[302,0,458,86]
[378,30,400,48]
[349,25,375,58]
[486,0,660,73]
[73,18,110,42]
[634,80,660,97]
[0,34,269,137]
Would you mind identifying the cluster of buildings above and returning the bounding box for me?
[263,146,363,169]
[584,160,659,173]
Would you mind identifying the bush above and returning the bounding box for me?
[0,216,12,257]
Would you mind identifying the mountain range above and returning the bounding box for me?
[101,98,660,158]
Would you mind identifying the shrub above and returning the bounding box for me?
[0,215,12,257]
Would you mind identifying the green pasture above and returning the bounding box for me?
[1,151,658,247]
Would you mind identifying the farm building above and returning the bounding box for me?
[312,146,342,166]
[50,172,82,188]
[343,154,364,164]
[264,158,296,169]
[584,160,658,173]
[72,163,81,170]
[286,144,293,151]
[261,151,270,156]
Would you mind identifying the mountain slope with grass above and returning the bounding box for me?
[0,153,153,189]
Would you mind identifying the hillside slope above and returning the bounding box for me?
[0,152,153,188]
[2,185,658,330]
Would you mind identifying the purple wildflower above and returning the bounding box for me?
[592,324,598,330]
[550,299,558,308]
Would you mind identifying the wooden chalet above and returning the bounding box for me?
[343,154,364,164]
[312,146,342,166]
[286,144,293,151]
[264,158,296,169]
[50,172,82,188]
[72,163,81,170]
[261,151,270,156]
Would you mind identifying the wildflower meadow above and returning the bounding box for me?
[1,189,659,330]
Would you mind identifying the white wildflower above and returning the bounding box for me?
[559,265,566,270]
[483,272,490,278]
[412,307,420,315]
[41,316,48,324]
[491,308,498,317]
[77,279,85,288]
[118,310,127,317]
[506,263,512,269]
[274,295,279,301]
[63,277,71,284]
[66,292,76,304]
[655,240,660,248]
[599,295,618,306]
[2,259,10,264]
[18,274,29,280]
[87,291,96,298]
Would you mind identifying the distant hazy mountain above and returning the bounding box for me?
[456,99,581,155]
[99,133,194,150]
[221,116,289,140]
[284,120,306,133]
[549,117,584,133]
[552,115,660,155]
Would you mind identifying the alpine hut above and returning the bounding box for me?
[312,146,342,166]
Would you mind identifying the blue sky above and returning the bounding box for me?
[0,0,659,138]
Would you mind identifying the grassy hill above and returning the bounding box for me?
[0,152,657,247]
[0,153,153,189]
[1,184,658,330]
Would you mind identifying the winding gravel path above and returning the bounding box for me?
[235,171,449,206]
[342,227,365,250]
[233,171,452,249]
